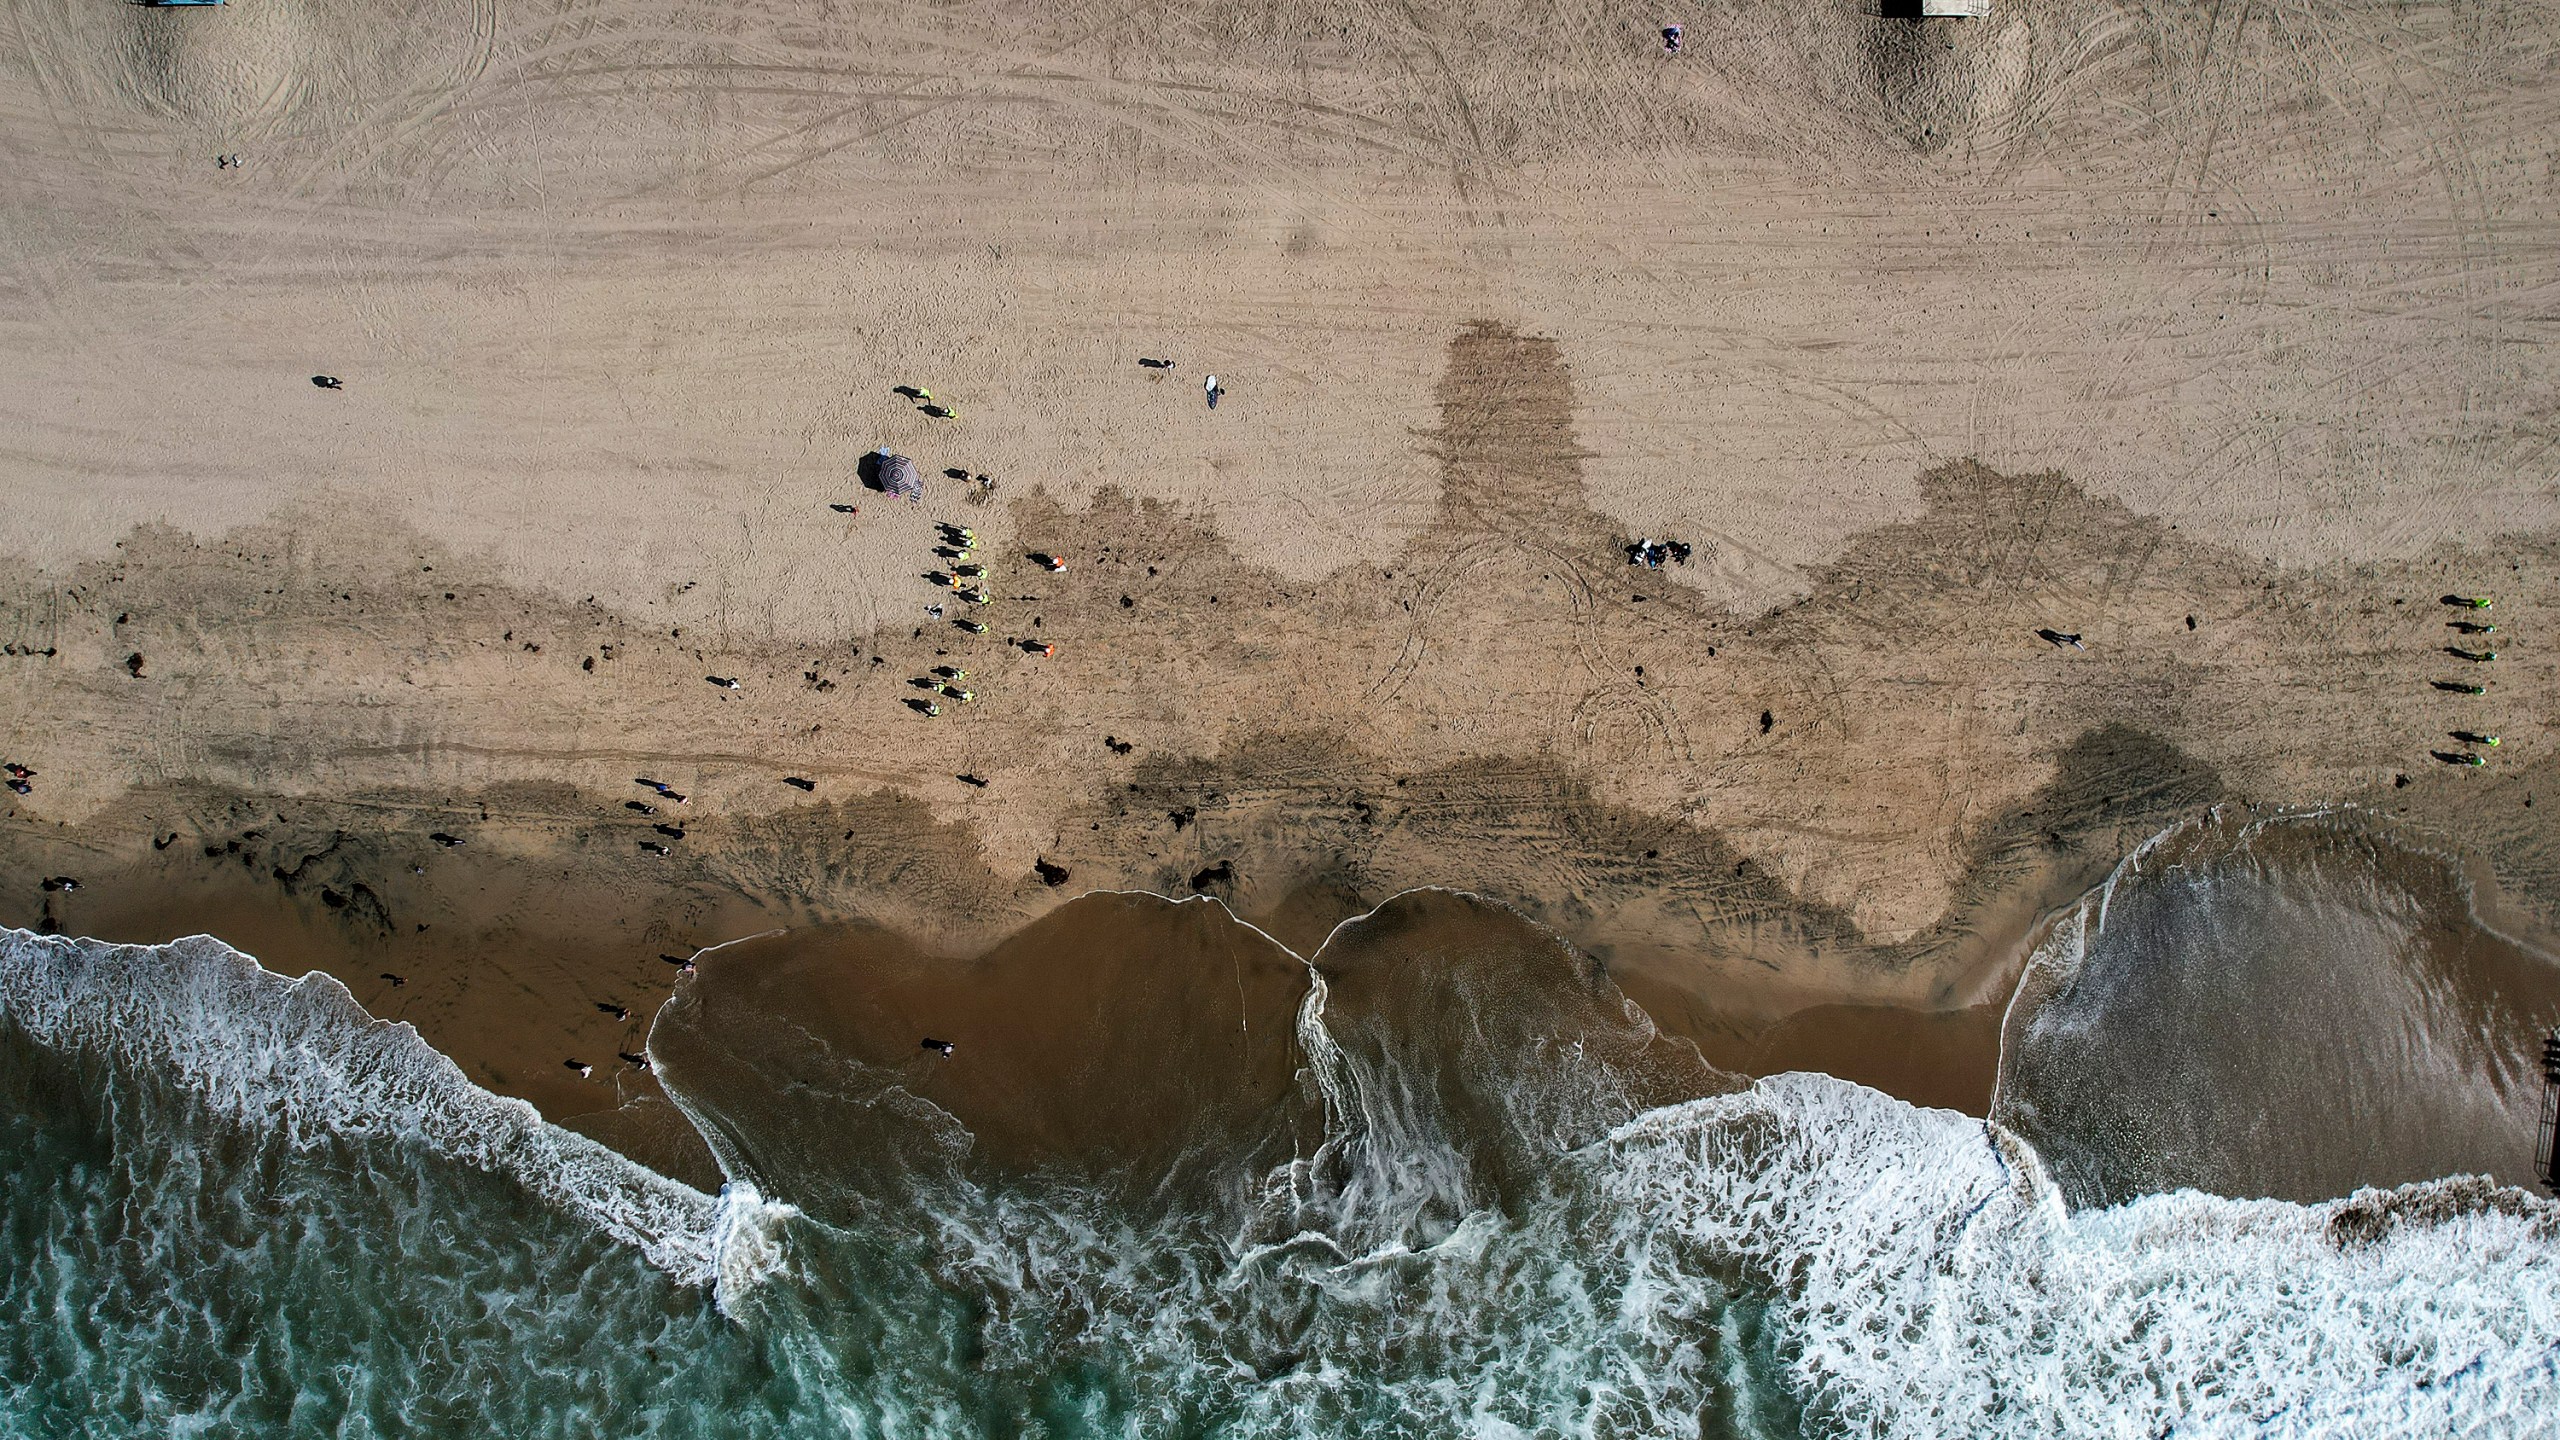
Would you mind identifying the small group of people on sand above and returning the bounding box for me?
[2431,595,2501,768]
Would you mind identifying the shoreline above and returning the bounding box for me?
[10,798,2554,1205]
[7,1,2560,1429]
[10,649,2553,1177]
[0,854,2077,1169]
[9,429,2556,1146]
[7,915,2557,1440]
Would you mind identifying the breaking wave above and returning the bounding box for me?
[0,929,790,1295]
[1608,1075,2560,1438]
[2,849,2557,1437]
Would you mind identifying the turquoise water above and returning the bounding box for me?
[5,830,2560,1439]
[0,937,792,1437]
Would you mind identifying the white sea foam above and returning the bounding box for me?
[0,928,790,1294]
[708,1179,801,1313]
[9,925,2556,1436]
[1602,1072,2560,1439]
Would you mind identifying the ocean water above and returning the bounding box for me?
[1995,809,2560,1205]
[4,815,2559,1438]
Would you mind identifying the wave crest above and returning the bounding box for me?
[0,928,754,1289]
[1607,1073,2560,1438]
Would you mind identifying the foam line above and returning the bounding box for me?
[1603,1073,2560,1439]
[0,928,792,1297]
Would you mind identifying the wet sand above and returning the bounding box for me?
[661,893,1313,1190]
[1732,1001,2006,1119]
[1995,811,2560,1204]
[6,2,2560,1175]
[15,779,2559,1207]
[0,804,769,1141]
[650,886,1740,1226]
[4,796,2020,1149]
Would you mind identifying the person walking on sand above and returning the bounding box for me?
[1205,374,1222,410]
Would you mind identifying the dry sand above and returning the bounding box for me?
[4,1,2558,1135]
